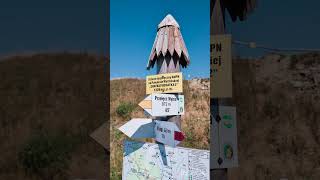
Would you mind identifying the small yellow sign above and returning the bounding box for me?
[146,72,183,94]
[210,34,232,98]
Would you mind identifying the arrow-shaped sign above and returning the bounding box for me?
[118,118,184,147]
[154,120,184,147]
[139,93,184,117]
[118,118,155,139]
[90,122,109,150]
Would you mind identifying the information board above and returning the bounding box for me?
[210,35,232,98]
[123,140,210,180]
[211,106,238,169]
[146,72,183,94]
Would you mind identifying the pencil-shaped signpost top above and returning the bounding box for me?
[147,14,190,73]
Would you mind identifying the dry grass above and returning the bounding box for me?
[230,54,320,180]
[110,78,210,179]
[0,53,108,180]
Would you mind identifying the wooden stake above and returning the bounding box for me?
[211,0,229,179]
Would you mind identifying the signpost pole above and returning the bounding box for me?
[156,67,182,130]
[147,14,190,140]
[211,0,230,179]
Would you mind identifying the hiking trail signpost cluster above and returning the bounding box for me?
[210,34,238,169]
[210,0,241,179]
[118,14,210,180]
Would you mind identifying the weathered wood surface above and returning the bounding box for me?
[210,0,257,22]
[147,14,189,70]
[211,0,225,35]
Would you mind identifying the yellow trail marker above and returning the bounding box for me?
[146,72,183,94]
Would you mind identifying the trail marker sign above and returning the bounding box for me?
[118,119,184,147]
[146,72,183,94]
[139,93,184,116]
[154,120,184,147]
[210,34,232,98]
[118,118,155,139]
[211,106,238,169]
[90,122,109,150]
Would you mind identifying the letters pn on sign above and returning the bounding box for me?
[210,43,222,52]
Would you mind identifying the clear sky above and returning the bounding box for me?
[228,0,320,58]
[0,0,108,57]
[1,1,320,68]
[110,0,210,79]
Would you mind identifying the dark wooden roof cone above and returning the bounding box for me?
[147,14,190,73]
[210,0,257,25]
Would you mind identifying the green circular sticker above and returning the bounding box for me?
[224,144,233,159]
[223,115,233,128]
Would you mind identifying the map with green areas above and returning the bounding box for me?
[122,140,209,180]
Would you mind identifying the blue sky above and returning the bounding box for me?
[228,0,320,57]
[0,0,107,57]
[110,0,210,79]
[1,0,320,71]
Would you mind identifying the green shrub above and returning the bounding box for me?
[116,102,135,117]
[18,134,75,180]
[111,168,122,180]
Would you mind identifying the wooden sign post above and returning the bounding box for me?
[147,14,190,132]
[210,0,256,179]
[119,14,210,180]
[211,0,231,179]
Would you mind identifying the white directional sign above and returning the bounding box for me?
[118,118,155,139]
[118,119,185,147]
[123,140,210,180]
[211,106,238,169]
[154,120,184,147]
[139,93,184,116]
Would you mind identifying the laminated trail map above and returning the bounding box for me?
[122,140,209,180]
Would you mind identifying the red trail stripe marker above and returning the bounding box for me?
[174,131,185,141]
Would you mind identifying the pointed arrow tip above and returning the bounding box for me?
[174,131,185,141]
[138,100,152,110]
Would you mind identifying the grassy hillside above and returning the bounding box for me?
[0,52,108,180]
[110,78,210,179]
[2,52,320,179]
[230,53,320,180]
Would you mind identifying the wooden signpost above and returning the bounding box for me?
[211,0,232,179]
[146,14,189,130]
[118,14,190,147]
[210,0,256,179]
[117,14,190,147]
[118,14,210,180]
